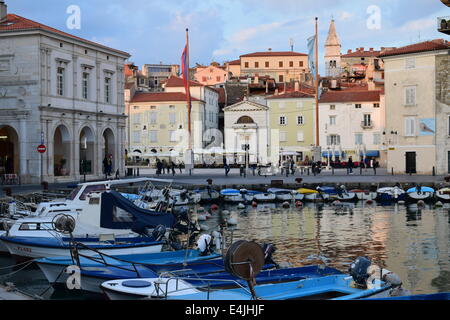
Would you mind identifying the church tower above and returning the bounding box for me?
[324,19,341,77]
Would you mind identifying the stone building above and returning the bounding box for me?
[0,3,130,183]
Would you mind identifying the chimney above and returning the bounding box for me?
[0,1,7,22]
[347,49,352,54]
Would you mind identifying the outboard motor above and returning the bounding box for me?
[262,243,278,268]
[197,234,213,256]
[151,225,167,242]
[349,256,372,288]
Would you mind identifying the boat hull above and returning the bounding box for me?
[406,192,434,202]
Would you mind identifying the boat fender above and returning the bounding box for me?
[211,231,223,251]
[295,201,303,207]
[222,210,230,215]
[251,201,258,207]
[349,256,371,288]
[237,203,246,209]
[366,199,374,205]
[197,234,212,256]
[210,204,219,211]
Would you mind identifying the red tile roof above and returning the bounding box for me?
[319,90,380,103]
[267,91,315,99]
[378,39,449,58]
[0,14,130,57]
[240,51,307,57]
[130,92,201,103]
[164,75,203,87]
[227,59,241,65]
[342,49,381,58]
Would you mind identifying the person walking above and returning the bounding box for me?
[224,158,230,176]
[161,159,167,174]
[311,161,317,176]
[372,158,378,175]
[290,159,295,175]
[347,156,353,174]
[171,161,176,176]
[156,158,163,176]
[103,156,109,179]
[178,161,183,174]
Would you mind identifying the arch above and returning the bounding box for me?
[79,126,96,175]
[236,116,255,124]
[53,124,71,176]
[0,125,20,175]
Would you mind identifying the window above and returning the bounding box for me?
[244,62,249,68]
[297,115,304,125]
[57,67,65,96]
[216,76,221,82]
[297,131,304,142]
[373,103,380,108]
[279,75,284,82]
[289,61,294,67]
[82,72,89,100]
[149,112,157,124]
[79,184,106,200]
[133,131,141,143]
[255,62,259,68]
[327,135,340,146]
[355,104,362,109]
[169,113,176,125]
[265,61,269,68]
[405,117,416,136]
[133,113,141,125]
[405,86,416,106]
[329,115,336,125]
[279,116,287,125]
[373,133,381,145]
[279,131,287,142]
[105,77,111,103]
[405,58,416,69]
[299,61,304,67]
[330,104,336,110]
[169,130,177,142]
[355,133,363,145]
[149,130,158,142]
[279,61,283,68]
[363,114,372,127]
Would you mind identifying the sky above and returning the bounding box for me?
[6,0,450,73]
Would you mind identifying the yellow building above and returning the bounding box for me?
[266,91,316,164]
[239,51,309,83]
[126,91,206,161]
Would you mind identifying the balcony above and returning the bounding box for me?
[437,16,450,35]
[361,121,373,129]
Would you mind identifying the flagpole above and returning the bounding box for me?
[315,17,319,147]
[186,28,192,150]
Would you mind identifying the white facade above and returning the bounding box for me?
[224,99,270,165]
[0,12,130,183]
[319,95,384,163]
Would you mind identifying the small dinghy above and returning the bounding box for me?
[435,188,450,202]
[240,189,276,202]
[350,189,378,201]
[267,188,304,201]
[406,186,435,202]
[220,189,245,203]
[377,186,406,202]
[319,186,357,202]
[297,188,330,202]
[192,188,220,202]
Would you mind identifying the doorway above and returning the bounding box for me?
[405,152,416,174]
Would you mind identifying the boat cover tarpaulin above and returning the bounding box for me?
[100,191,176,230]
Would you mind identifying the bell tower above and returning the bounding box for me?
[324,19,341,77]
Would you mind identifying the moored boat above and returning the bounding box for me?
[376,186,406,202]
[350,189,378,201]
[297,188,330,202]
[220,189,245,203]
[435,188,450,202]
[406,186,435,202]
[267,188,304,201]
[240,189,276,202]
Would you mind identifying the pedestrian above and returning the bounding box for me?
[290,159,295,175]
[107,155,113,176]
[251,163,257,176]
[347,156,353,174]
[224,158,230,176]
[239,164,245,177]
[316,161,322,175]
[156,158,163,176]
[178,161,183,174]
[373,159,378,175]
[171,161,176,176]
[311,161,317,176]
[102,156,109,178]
[161,159,167,174]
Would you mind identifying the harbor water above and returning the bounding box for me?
[0,201,449,299]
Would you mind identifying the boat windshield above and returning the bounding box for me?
[67,186,82,200]
[79,184,107,200]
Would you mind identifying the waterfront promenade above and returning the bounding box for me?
[0,167,447,198]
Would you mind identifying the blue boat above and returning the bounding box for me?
[318,186,357,201]
[377,187,406,202]
[101,273,398,300]
[220,189,245,202]
[406,186,435,202]
[364,292,450,300]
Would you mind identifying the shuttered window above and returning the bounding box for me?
[405,117,416,136]
[405,86,416,106]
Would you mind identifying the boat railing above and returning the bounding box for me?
[151,275,252,300]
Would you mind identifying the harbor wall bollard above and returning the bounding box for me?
[391,168,394,176]
[432,167,435,176]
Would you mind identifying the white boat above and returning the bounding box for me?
[241,189,276,202]
[377,187,406,202]
[193,189,220,202]
[350,190,378,201]
[435,188,450,202]
[297,188,330,202]
[267,188,304,201]
[101,277,200,300]
[406,187,435,202]
[142,188,201,206]
[220,189,245,203]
